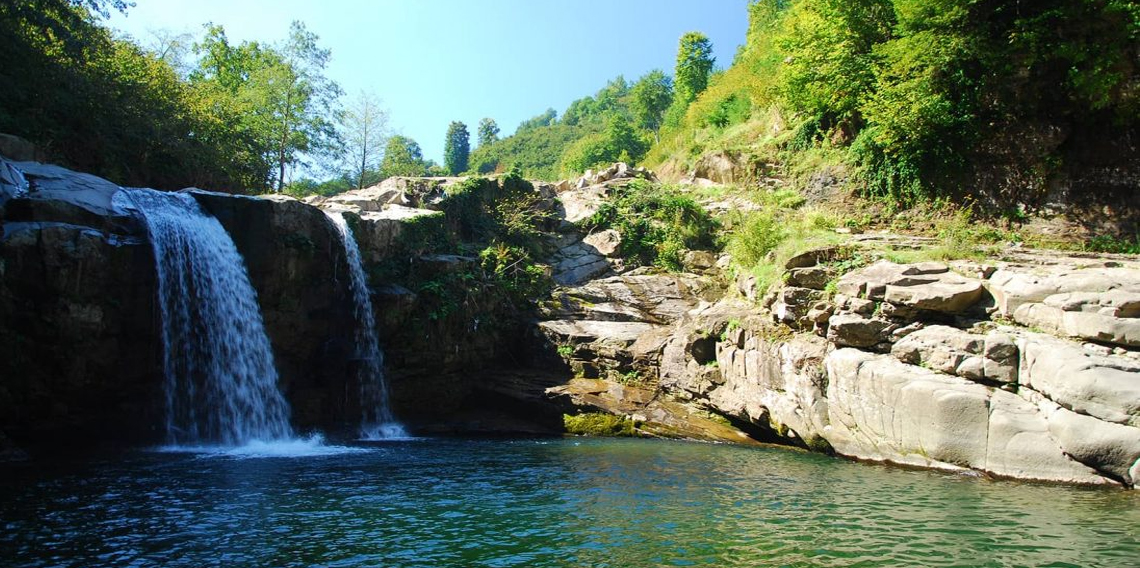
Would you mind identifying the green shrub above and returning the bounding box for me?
[1086,234,1140,255]
[478,242,551,303]
[726,210,785,267]
[582,179,719,270]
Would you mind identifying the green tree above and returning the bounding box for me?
[265,21,342,192]
[674,32,715,105]
[777,0,893,127]
[444,120,470,175]
[516,108,557,133]
[560,114,647,175]
[340,90,389,188]
[477,118,499,147]
[191,21,342,192]
[380,135,427,178]
[630,69,673,138]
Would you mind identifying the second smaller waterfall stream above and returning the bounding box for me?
[325,211,407,439]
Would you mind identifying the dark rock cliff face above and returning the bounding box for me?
[0,163,162,452]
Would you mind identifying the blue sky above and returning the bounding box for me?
[109,0,751,165]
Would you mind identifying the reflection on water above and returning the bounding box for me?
[1,438,1137,567]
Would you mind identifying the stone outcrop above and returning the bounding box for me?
[653,244,1140,487]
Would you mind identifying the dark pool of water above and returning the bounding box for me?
[1,437,1137,567]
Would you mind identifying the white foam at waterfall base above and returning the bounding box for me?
[153,434,368,458]
[323,210,408,440]
[124,189,299,447]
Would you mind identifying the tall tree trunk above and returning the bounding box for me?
[277,145,286,193]
[357,138,367,189]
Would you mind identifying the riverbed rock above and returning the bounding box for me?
[558,185,607,223]
[324,177,454,212]
[786,266,832,290]
[989,264,1140,315]
[544,273,710,324]
[583,229,621,256]
[985,390,1110,484]
[827,313,893,349]
[1035,396,1140,485]
[772,286,824,327]
[825,348,992,469]
[890,326,1018,384]
[0,162,162,452]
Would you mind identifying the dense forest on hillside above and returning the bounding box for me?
[654,0,1139,207]
[1,0,1137,211]
[482,0,1139,210]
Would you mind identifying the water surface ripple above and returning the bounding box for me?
[2,438,1137,567]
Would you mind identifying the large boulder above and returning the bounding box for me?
[822,347,1136,485]
[891,325,1018,384]
[1035,395,1140,485]
[826,313,893,349]
[1018,332,1140,426]
[835,260,984,314]
[582,229,621,257]
[825,348,992,469]
[986,390,1110,484]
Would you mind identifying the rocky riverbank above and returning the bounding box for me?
[518,166,1140,488]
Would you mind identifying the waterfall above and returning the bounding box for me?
[126,189,293,446]
[324,211,407,439]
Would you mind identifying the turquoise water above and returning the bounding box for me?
[1,438,1137,567]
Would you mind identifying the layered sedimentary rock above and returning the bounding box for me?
[657,250,1140,487]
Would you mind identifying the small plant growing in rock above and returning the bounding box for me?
[616,369,643,385]
[723,319,743,339]
[556,344,574,358]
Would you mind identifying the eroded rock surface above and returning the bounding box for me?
[650,244,1140,487]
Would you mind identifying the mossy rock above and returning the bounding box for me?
[563,412,637,437]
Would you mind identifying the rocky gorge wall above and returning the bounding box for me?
[3,151,1138,490]
[653,247,1140,487]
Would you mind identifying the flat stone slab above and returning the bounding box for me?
[1015,302,1140,348]
[836,260,983,314]
[990,265,1140,315]
[538,320,658,345]
[16,161,126,216]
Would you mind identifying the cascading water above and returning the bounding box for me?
[324,211,407,439]
[125,189,294,446]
